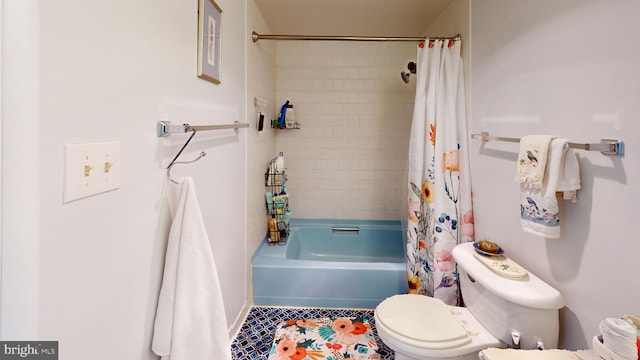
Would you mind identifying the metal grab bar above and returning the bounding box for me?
[331,227,360,232]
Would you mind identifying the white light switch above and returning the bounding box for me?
[63,141,121,203]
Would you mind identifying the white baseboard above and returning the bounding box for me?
[229,301,252,340]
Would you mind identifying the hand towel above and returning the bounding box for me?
[152,177,232,360]
[556,147,581,202]
[520,138,579,239]
[515,135,554,189]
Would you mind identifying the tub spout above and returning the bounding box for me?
[331,227,360,233]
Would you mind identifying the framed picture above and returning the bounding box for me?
[197,0,222,84]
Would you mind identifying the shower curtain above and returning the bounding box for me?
[406,39,474,306]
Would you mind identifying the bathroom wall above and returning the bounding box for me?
[470,0,640,350]
[275,41,416,220]
[4,1,635,359]
[246,0,277,299]
[2,0,248,359]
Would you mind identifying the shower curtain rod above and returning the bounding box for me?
[251,31,461,43]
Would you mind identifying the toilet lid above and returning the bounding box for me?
[376,294,471,349]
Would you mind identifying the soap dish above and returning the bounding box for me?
[473,242,505,258]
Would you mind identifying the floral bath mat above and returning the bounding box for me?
[268,317,380,360]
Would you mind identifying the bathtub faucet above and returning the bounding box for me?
[331,227,360,233]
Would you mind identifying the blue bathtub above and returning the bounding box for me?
[251,219,408,308]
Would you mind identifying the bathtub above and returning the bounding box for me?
[251,219,408,308]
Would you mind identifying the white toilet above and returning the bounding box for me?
[374,242,564,360]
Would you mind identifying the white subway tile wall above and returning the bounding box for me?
[275,41,416,220]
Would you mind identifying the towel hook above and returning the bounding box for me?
[166,129,207,184]
[167,151,206,184]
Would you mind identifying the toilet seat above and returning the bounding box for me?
[374,294,504,359]
[376,294,470,348]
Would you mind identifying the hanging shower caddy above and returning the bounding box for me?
[265,153,290,244]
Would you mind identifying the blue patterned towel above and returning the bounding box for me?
[520,138,580,238]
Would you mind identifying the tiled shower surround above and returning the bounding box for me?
[275,41,416,220]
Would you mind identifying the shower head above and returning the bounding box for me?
[401,71,411,83]
[401,61,417,84]
[407,61,416,73]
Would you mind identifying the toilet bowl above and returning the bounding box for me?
[374,242,565,360]
[375,294,503,360]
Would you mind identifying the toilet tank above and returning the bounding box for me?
[452,242,564,350]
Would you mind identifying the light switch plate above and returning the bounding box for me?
[63,141,121,203]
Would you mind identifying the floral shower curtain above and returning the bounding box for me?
[406,38,474,306]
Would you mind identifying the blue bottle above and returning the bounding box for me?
[277,100,289,127]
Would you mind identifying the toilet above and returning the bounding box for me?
[374,242,564,360]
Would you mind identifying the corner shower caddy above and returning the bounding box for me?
[265,162,290,245]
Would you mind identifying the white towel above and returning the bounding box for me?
[519,138,580,239]
[515,135,555,189]
[152,177,232,360]
[557,147,581,202]
[599,318,638,360]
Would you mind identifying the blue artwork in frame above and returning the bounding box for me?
[197,0,222,84]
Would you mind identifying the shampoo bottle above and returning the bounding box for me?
[268,214,280,242]
[277,100,289,127]
[285,103,295,128]
[275,152,285,173]
[265,191,273,212]
[284,208,292,225]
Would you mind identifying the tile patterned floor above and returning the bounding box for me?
[231,306,394,360]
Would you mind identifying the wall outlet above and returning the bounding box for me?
[63,141,121,203]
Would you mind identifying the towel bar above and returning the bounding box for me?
[158,120,249,183]
[471,132,624,156]
[157,120,249,137]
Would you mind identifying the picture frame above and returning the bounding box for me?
[197,0,222,84]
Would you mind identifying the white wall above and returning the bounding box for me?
[246,0,277,300]
[470,0,640,350]
[1,0,41,338]
[2,0,249,359]
[275,41,415,220]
